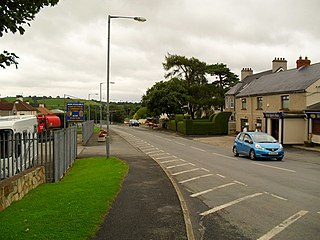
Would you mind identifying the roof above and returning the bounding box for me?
[306,102,320,111]
[0,101,14,111]
[226,69,272,95]
[14,100,37,111]
[37,107,53,115]
[237,62,320,97]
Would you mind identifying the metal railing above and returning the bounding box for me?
[0,126,78,183]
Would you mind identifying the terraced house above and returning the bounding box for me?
[225,57,320,145]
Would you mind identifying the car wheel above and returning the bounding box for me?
[249,149,256,160]
[233,146,239,157]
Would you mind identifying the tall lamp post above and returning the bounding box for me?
[106,15,146,158]
[99,82,105,128]
[88,93,98,121]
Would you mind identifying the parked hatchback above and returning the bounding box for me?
[129,119,140,127]
[233,132,284,160]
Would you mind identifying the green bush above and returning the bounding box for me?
[168,120,177,131]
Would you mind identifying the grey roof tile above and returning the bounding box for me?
[237,63,320,97]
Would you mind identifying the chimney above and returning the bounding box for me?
[272,57,287,73]
[296,56,311,69]
[241,68,253,80]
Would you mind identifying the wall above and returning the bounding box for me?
[236,92,307,132]
[284,118,306,144]
[0,167,45,212]
[306,79,320,106]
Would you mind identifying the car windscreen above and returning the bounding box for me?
[252,134,277,143]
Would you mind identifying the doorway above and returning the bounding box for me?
[271,119,279,140]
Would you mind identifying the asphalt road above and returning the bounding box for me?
[111,125,320,240]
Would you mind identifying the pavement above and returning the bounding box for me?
[76,128,319,240]
[77,130,188,240]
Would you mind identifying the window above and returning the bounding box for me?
[230,98,234,109]
[225,97,229,109]
[281,95,289,109]
[241,98,247,110]
[257,97,263,110]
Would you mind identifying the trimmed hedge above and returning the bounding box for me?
[172,112,231,135]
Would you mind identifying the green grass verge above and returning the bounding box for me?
[0,157,128,240]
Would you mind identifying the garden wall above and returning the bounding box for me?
[0,166,45,212]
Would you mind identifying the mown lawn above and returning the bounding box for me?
[0,157,128,240]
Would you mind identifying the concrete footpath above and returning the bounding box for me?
[77,131,188,240]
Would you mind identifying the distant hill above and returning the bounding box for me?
[2,96,100,110]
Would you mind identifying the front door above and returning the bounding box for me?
[271,119,279,140]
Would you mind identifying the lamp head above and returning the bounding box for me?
[133,17,147,22]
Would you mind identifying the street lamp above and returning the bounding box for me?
[99,82,105,128]
[88,93,98,121]
[106,14,146,158]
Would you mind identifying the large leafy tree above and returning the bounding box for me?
[206,63,239,111]
[142,78,188,117]
[0,0,59,69]
[163,54,214,119]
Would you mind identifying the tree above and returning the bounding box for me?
[162,54,214,119]
[133,107,147,120]
[0,0,59,69]
[206,63,239,111]
[142,78,188,117]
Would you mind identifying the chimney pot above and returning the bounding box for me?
[296,56,311,69]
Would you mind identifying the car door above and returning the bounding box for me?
[236,133,246,154]
[242,134,253,156]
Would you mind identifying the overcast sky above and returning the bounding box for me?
[1,0,319,102]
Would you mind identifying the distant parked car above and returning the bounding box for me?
[129,119,140,127]
[233,132,284,160]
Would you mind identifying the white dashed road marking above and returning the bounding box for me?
[150,152,170,157]
[191,182,236,197]
[179,174,213,184]
[166,163,195,169]
[216,174,226,178]
[156,155,179,160]
[257,210,309,240]
[233,180,248,186]
[200,193,263,216]
[172,168,201,176]
[160,158,182,163]
[264,192,288,201]
[191,147,206,152]
[174,141,186,146]
[212,152,236,160]
[251,162,296,173]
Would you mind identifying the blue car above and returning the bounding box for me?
[233,132,284,160]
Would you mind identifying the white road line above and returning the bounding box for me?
[317,212,320,214]
[217,174,226,178]
[264,192,288,201]
[179,174,213,184]
[251,162,296,173]
[154,135,172,142]
[191,147,206,152]
[200,193,263,216]
[233,180,248,186]
[172,168,200,176]
[160,158,181,163]
[145,150,163,154]
[167,163,194,169]
[257,210,309,240]
[156,155,179,160]
[174,141,186,146]
[201,168,210,172]
[150,152,169,157]
[140,147,156,151]
[212,152,236,160]
[191,182,236,197]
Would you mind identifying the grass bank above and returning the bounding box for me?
[0,157,128,240]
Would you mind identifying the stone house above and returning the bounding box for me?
[0,99,38,116]
[225,57,320,145]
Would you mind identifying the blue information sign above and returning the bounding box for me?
[66,102,85,122]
